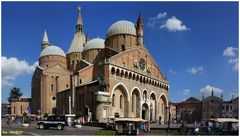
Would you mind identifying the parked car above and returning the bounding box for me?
[178,126,225,135]
[37,115,66,130]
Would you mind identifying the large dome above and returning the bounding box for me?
[83,38,105,51]
[40,45,66,58]
[106,20,136,38]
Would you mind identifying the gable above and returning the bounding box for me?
[109,46,167,81]
[43,63,72,75]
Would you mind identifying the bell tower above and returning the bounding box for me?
[41,30,49,50]
[137,14,144,46]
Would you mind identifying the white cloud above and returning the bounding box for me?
[149,12,167,21]
[2,56,38,87]
[169,69,177,74]
[223,47,238,71]
[160,16,189,32]
[223,47,238,57]
[200,85,223,97]
[147,12,167,28]
[182,89,190,95]
[187,66,204,74]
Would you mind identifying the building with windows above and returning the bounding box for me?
[222,97,239,119]
[171,91,239,123]
[174,97,202,123]
[202,90,223,121]
[31,6,169,123]
[10,98,31,115]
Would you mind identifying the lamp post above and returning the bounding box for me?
[69,96,72,115]
[166,104,171,133]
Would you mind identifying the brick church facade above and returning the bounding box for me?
[31,6,170,123]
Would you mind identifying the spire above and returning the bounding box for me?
[42,30,49,44]
[137,13,143,24]
[221,93,223,99]
[202,93,204,100]
[41,30,49,50]
[76,6,83,32]
[136,13,144,45]
[211,88,214,96]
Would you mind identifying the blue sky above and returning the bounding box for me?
[2,2,239,103]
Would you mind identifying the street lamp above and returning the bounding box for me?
[69,96,72,115]
[166,104,171,133]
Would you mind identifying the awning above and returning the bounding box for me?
[114,117,148,122]
[209,118,239,123]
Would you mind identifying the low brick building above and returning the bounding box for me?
[174,97,202,123]
[10,98,31,115]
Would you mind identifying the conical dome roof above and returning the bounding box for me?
[40,45,66,58]
[106,20,136,38]
[83,38,105,51]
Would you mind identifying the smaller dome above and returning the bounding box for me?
[40,45,66,58]
[83,38,105,51]
[106,20,136,38]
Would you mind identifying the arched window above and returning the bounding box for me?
[120,70,124,77]
[51,84,54,92]
[111,67,115,75]
[120,95,123,109]
[143,91,147,100]
[116,69,120,76]
[112,94,115,107]
[79,79,82,84]
[122,45,126,51]
[125,71,128,78]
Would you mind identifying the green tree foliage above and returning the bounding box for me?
[8,87,23,102]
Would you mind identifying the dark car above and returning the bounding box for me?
[178,126,225,135]
[37,115,66,130]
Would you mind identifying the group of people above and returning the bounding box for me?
[6,115,30,125]
[67,116,87,127]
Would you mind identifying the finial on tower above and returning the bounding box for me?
[41,30,49,50]
[221,93,223,99]
[211,88,214,96]
[42,30,49,43]
[76,6,83,32]
[202,93,204,100]
[77,6,81,14]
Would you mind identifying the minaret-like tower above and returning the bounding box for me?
[41,30,49,50]
[211,88,214,96]
[137,13,144,46]
[76,6,83,32]
[67,6,86,71]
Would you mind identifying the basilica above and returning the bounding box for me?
[31,6,170,123]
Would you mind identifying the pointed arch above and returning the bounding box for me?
[157,93,168,106]
[130,87,142,98]
[111,82,130,102]
[148,91,157,100]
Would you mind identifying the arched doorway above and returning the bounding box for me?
[149,92,157,122]
[111,84,129,118]
[158,94,168,123]
[142,103,149,120]
[131,88,141,118]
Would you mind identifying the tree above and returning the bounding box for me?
[8,87,22,102]
[22,112,29,123]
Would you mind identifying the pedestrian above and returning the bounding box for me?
[67,117,72,127]
[7,116,10,125]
